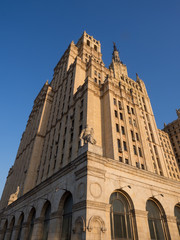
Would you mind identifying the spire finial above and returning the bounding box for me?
[113,42,118,52]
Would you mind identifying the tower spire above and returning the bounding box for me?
[112,42,120,62]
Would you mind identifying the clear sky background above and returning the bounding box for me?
[0,0,180,198]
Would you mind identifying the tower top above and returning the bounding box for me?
[112,42,120,62]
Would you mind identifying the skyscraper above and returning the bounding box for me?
[0,32,180,240]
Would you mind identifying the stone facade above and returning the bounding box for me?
[0,32,180,239]
[163,109,180,170]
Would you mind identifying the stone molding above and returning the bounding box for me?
[87,215,106,233]
[166,215,177,223]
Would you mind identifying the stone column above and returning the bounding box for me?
[166,215,179,240]
[47,211,62,240]
[20,222,29,239]
[31,217,43,240]
[10,226,19,240]
[134,209,151,240]
[0,230,5,240]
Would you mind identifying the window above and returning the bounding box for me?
[146,200,167,240]
[131,108,135,115]
[110,192,134,239]
[117,139,122,152]
[133,119,137,127]
[125,158,129,164]
[79,125,82,135]
[116,124,120,132]
[87,40,90,46]
[144,105,147,112]
[120,112,123,120]
[133,145,137,155]
[131,130,135,141]
[61,194,73,240]
[141,164,145,169]
[127,105,130,114]
[119,156,123,162]
[138,147,143,157]
[94,45,97,51]
[94,78,97,83]
[113,98,117,105]
[118,101,122,110]
[114,110,118,118]
[42,203,51,240]
[123,141,127,151]
[121,126,125,135]
[136,133,139,141]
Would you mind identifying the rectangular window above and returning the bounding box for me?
[79,125,82,135]
[113,98,117,105]
[127,105,130,114]
[117,139,122,152]
[136,133,139,141]
[131,107,135,115]
[141,164,145,169]
[118,101,122,110]
[144,104,147,112]
[125,158,129,164]
[131,130,135,141]
[133,119,137,127]
[116,124,120,132]
[123,141,127,151]
[121,126,125,135]
[120,112,123,120]
[114,110,118,118]
[138,147,143,157]
[119,156,123,162]
[133,145,137,155]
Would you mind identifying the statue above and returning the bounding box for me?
[8,186,20,205]
[136,73,140,82]
[80,125,96,146]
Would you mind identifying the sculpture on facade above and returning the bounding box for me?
[80,125,96,146]
[176,109,180,118]
[8,186,20,205]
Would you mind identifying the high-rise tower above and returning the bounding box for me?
[0,32,180,240]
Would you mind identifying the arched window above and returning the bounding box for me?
[27,208,36,240]
[9,217,15,240]
[42,203,51,240]
[146,200,166,240]
[17,213,24,240]
[2,220,8,240]
[174,205,180,235]
[61,194,73,240]
[110,192,133,239]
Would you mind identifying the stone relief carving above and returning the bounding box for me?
[77,182,85,200]
[80,125,96,146]
[8,186,20,205]
[87,215,106,233]
[73,216,86,233]
[90,182,102,198]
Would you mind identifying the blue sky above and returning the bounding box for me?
[0,0,180,198]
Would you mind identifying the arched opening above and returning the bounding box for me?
[9,217,15,240]
[17,213,24,240]
[174,204,180,235]
[146,199,168,240]
[61,193,73,240]
[2,220,8,240]
[110,191,135,239]
[27,208,36,240]
[42,202,51,240]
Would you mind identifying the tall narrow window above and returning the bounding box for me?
[114,110,118,118]
[146,200,166,240]
[120,112,123,120]
[110,192,134,239]
[131,131,135,141]
[127,105,130,114]
[117,139,122,152]
[123,141,127,151]
[113,98,117,105]
[42,203,51,240]
[174,205,180,235]
[121,126,125,135]
[138,147,143,157]
[61,194,73,240]
[116,124,120,132]
[133,145,137,155]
